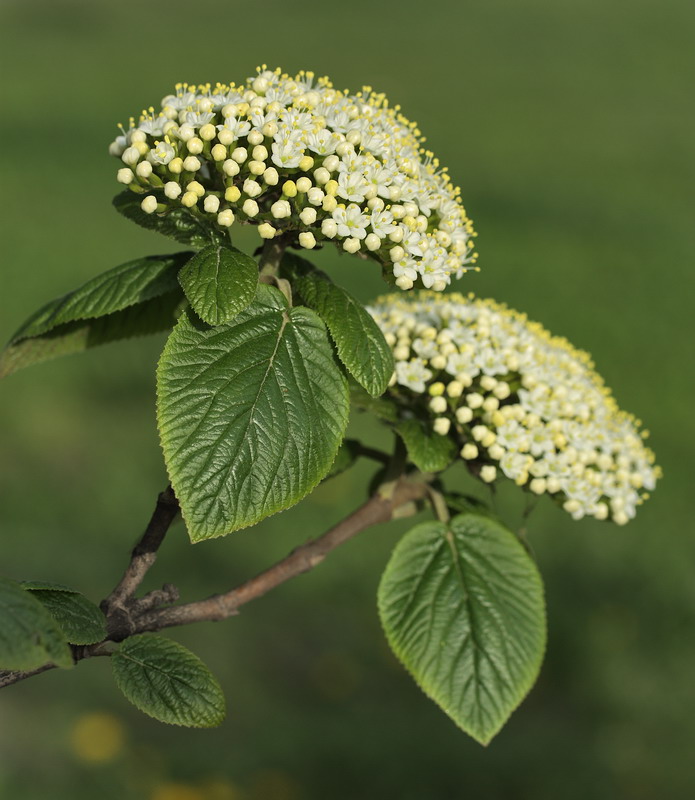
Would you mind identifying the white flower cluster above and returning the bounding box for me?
[369,293,661,525]
[109,67,477,290]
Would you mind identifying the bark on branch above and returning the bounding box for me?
[0,476,428,689]
[133,476,427,633]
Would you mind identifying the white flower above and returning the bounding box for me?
[218,116,251,140]
[111,69,478,287]
[306,129,339,156]
[332,204,369,240]
[336,171,369,203]
[369,208,396,238]
[271,135,304,168]
[149,141,175,165]
[395,359,432,392]
[368,292,661,524]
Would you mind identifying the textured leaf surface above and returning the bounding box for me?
[283,254,394,396]
[112,635,225,727]
[113,191,225,248]
[25,587,106,645]
[0,578,73,670]
[395,419,457,473]
[378,514,546,744]
[9,253,189,342]
[157,284,349,541]
[0,291,184,378]
[179,244,258,325]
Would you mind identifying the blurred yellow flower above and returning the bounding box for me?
[70,711,125,763]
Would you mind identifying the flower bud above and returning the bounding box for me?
[271,200,291,219]
[183,156,201,172]
[433,418,451,436]
[299,207,317,225]
[199,123,216,141]
[117,168,134,184]
[242,198,258,217]
[121,146,140,166]
[480,465,497,483]
[308,188,325,206]
[282,180,297,197]
[299,232,317,249]
[263,167,279,185]
[164,181,182,199]
[141,195,158,214]
[217,209,235,227]
[296,177,312,193]
[461,443,478,460]
[203,195,220,213]
[258,222,276,239]
[364,233,381,251]
[186,137,204,154]
[243,179,262,197]
[321,219,338,238]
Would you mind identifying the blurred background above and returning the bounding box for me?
[1,0,693,797]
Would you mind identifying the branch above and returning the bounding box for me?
[100,485,179,625]
[257,238,287,277]
[0,643,111,689]
[0,476,427,689]
[133,476,427,634]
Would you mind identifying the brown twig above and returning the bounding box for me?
[100,485,179,628]
[0,475,427,689]
[133,476,427,633]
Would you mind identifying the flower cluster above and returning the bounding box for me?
[109,67,477,290]
[369,293,660,524]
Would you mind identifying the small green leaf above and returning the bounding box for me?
[0,291,185,378]
[111,634,225,727]
[0,253,190,378]
[282,253,394,397]
[178,244,258,326]
[0,577,73,671]
[378,514,546,745]
[395,418,456,473]
[113,191,225,248]
[444,492,498,520]
[157,284,349,540]
[20,580,74,592]
[23,585,106,645]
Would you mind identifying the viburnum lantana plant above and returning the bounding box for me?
[0,67,659,745]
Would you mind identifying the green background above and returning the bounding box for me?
[1,0,693,797]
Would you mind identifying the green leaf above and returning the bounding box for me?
[0,577,73,671]
[23,585,106,645]
[178,243,258,326]
[349,379,399,422]
[395,418,456,473]
[113,190,226,248]
[378,513,546,745]
[0,291,185,378]
[282,253,394,397]
[0,253,190,378]
[111,634,225,727]
[157,284,350,541]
